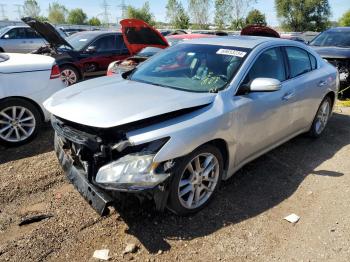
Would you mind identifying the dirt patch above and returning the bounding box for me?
[0,108,349,261]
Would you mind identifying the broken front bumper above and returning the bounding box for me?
[54,134,114,215]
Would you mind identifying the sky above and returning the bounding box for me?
[0,0,348,26]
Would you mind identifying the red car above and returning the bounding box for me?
[107,20,214,76]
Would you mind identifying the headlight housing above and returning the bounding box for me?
[95,153,169,189]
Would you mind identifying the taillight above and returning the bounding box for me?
[106,69,116,76]
[50,64,61,79]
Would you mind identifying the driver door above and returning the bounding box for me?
[233,47,296,165]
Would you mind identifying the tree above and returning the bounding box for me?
[245,9,266,26]
[188,0,210,29]
[275,0,331,32]
[339,10,350,26]
[48,2,68,24]
[23,0,41,18]
[214,0,231,30]
[166,0,190,29]
[126,2,155,26]
[88,17,101,26]
[229,0,257,30]
[67,8,87,25]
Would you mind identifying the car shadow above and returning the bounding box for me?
[0,125,54,165]
[113,112,349,253]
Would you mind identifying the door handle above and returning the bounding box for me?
[282,91,295,101]
[318,80,327,87]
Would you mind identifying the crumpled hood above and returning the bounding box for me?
[311,46,350,59]
[44,76,216,128]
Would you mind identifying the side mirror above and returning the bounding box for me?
[85,46,96,53]
[249,78,281,92]
[3,34,9,39]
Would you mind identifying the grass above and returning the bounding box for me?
[337,100,350,107]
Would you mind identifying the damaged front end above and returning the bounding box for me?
[52,116,172,215]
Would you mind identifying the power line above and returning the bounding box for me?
[0,4,7,21]
[99,0,111,25]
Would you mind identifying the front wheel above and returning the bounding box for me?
[308,96,332,137]
[0,98,42,146]
[167,144,223,215]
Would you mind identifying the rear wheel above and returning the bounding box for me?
[60,65,79,86]
[308,96,332,137]
[167,144,223,215]
[0,98,42,146]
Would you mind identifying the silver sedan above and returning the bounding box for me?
[44,36,338,216]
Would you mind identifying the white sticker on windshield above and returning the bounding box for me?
[216,49,246,57]
[79,39,88,42]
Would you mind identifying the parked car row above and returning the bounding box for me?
[0,18,345,216]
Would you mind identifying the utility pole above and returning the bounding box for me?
[116,0,127,24]
[99,0,111,26]
[14,4,23,20]
[0,4,7,21]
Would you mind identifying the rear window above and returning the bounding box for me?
[285,47,311,78]
[0,54,9,62]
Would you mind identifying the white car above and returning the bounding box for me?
[0,53,65,146]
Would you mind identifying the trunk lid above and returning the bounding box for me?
[120,19,169,55]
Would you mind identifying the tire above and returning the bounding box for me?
[308,96,332,138]
[0,98,42,146]
[60,65,79,86]
[167,144,223,216]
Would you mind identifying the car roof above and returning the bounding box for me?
[72,30,121,37]
[167,33,214,39]
[2,25,30,29]
[183,35,291,49]
[327,27,350,32]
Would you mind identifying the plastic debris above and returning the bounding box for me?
[18,214,53,226]
[123,243,138,255]
[93,249,110,260]
[284,213,300,224]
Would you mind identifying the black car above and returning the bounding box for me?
[310,27,350,96]
[22,17,131,86]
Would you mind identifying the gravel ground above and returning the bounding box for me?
[0,106,349,262]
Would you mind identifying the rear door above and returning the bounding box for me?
[283,46,326,131]
[234,47,296,165]
[24,28,46,52]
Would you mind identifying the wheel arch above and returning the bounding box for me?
[325,91,336,108]
[0,47,4,52]
[0,96,45,122]
[204,138,229,172]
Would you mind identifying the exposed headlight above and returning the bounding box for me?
[95,154,169,188]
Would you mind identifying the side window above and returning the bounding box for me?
[115,35,130,55]
[285,47,312,78]
[308,53,317,70]
[25,28,41,39]
[3,28,26,39]
[91,35,116,52]
[244,47,286,83]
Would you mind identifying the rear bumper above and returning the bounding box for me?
[54,133,114,215]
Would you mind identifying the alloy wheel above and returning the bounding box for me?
[315,99,330,135]
[0,106,36,143]
[178,153,220,209]
[61,69,77,86]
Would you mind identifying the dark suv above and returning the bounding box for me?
[309,27,350,96]
[22,17,130,86]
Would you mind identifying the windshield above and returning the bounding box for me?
[130,43,250,93]
[0,27,8,36]
[64,33,98,50]
[310,30,350,47]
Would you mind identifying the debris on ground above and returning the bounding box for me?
[122,243,138,255]
[92,249,110,260]
[18,214,54,226]
[284,213,300,224]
